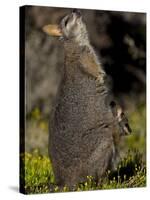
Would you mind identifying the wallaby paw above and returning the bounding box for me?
[96,75,104,86]
[96,85,107,93]
[95,77,103,93]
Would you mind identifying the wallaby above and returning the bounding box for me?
[43,9,132,189]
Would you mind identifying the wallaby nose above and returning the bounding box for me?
[72,9,81,17]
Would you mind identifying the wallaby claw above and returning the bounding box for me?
[96,75,105,86]
[95,74,107,93]
[96,85,107,93]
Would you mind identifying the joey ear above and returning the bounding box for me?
[116,107,123,119]
[42,24,62,36]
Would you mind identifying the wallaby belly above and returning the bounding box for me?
[49,65,115,187]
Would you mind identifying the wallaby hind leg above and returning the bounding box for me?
[52,165,65,188]
[52,163,81,190]
[98,153,116,186]
[88,140,116,186]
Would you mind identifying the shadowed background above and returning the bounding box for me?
[24,6,146,158]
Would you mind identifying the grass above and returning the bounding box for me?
[20,149,146,194]
[20,150,54,194]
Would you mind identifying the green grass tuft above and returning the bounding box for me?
[20,150,146,194]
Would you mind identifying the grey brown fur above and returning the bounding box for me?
[46,10,131,189]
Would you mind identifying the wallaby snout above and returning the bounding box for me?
[43,10,87,43]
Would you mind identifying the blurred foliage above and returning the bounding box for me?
[25,107,49,155]
[27,107,48,132]
[20,150,54,194]
[125,104,146,153]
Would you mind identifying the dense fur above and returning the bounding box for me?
[47,10,131,189]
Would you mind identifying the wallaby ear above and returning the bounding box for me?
[42,24,62,36]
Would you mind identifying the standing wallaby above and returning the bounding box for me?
[43,9,131,189]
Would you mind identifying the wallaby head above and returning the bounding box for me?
[43,9,89,45]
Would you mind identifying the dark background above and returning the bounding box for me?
[24,6,146,156]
